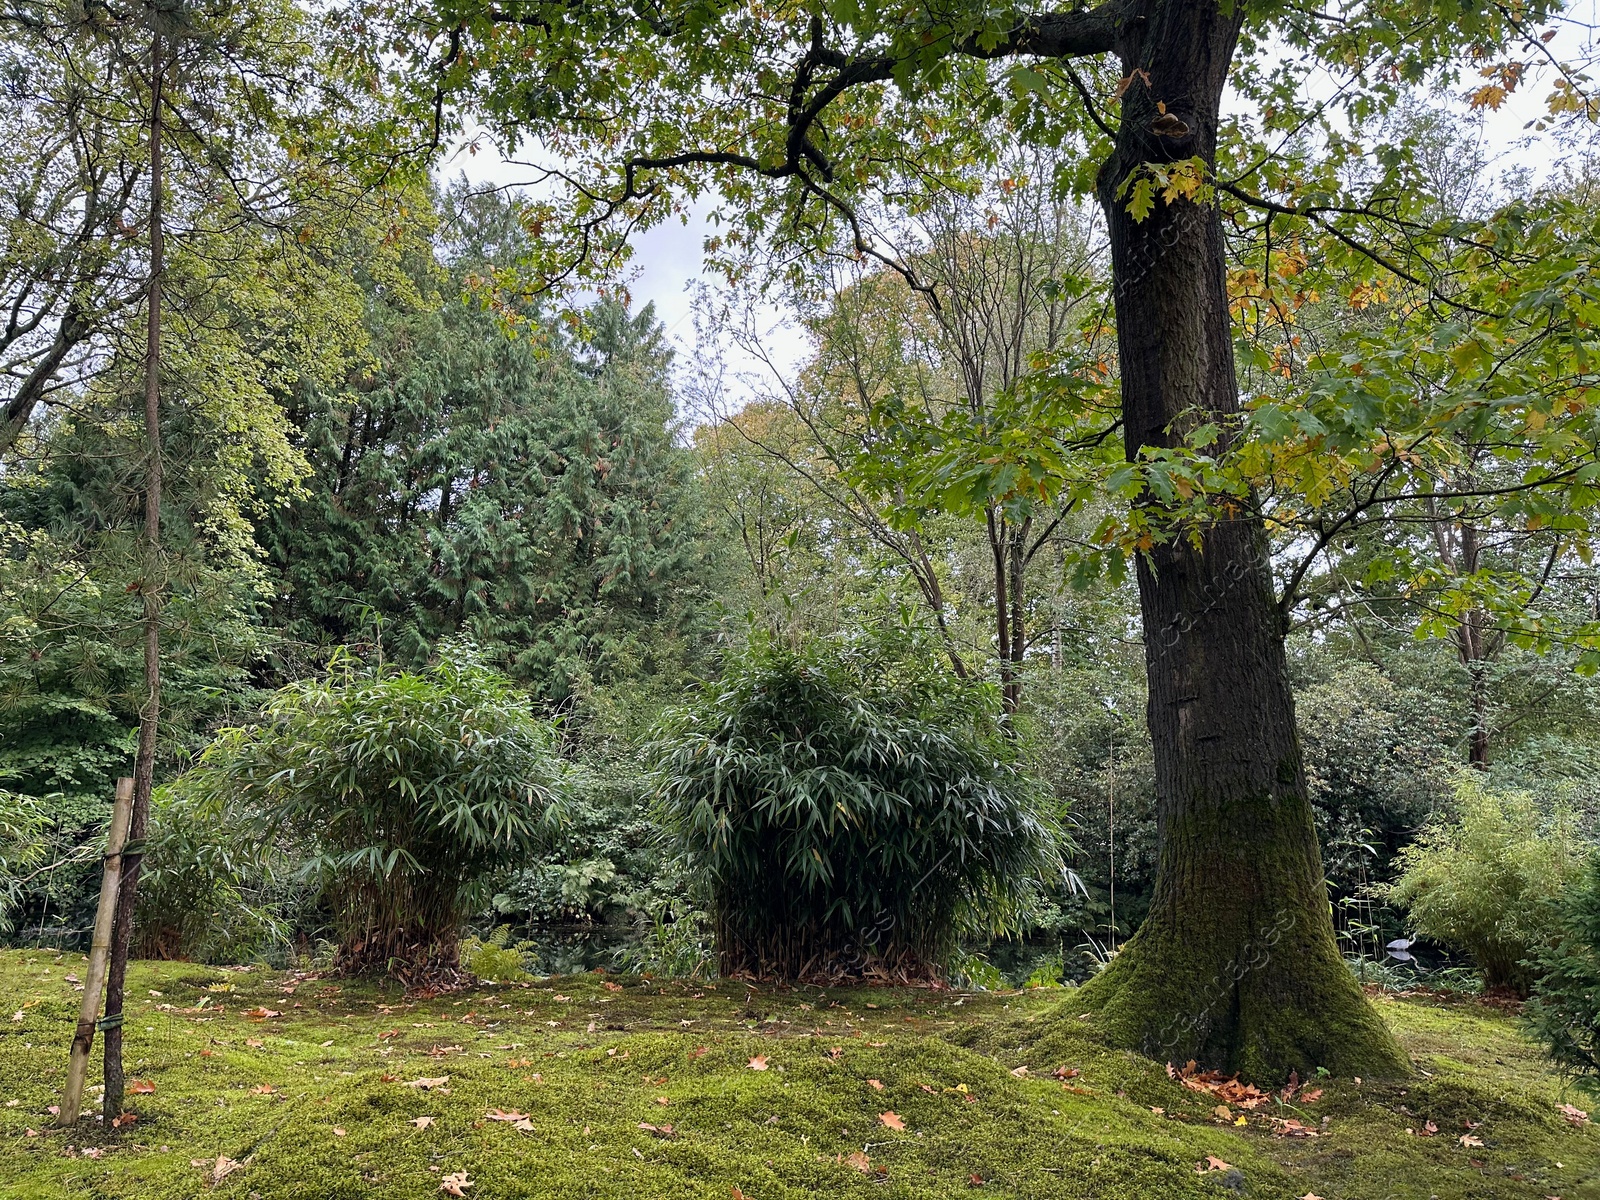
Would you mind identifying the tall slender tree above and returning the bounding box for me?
[100,21,165,1122]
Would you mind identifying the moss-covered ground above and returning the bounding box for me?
[0,950,1595,1199]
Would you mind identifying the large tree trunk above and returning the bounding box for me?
[1075,0,1406,1080]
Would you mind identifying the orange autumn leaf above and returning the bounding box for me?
[867,1079,884,1091]
[878,1111,906,1131]
[128,1080,156,1094]
[747,1055,768,1071]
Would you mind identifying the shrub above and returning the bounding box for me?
[651,634,1064,983]
[490,758,680,926]
[1527,853,1600,1095]
[133,781,298,963]
[0,791,47,934]
[461,926,534,982]
[1379,773,1583,994]
[181,648,565,984]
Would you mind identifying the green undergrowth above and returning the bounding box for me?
[0,952,1595,1199]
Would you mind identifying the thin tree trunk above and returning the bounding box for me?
[104,28,164,1123]
[1076,0,1405,1079]
[987,508,1016,716]
[1007,517,1029,708]
[1457,523,1491,768]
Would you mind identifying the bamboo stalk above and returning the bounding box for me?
[56,777,135,1128]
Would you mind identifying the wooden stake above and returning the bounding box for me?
[57,777,134,1128]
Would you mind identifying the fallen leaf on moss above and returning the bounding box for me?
[245,1038,263,1048]
[128,1080,155,1094]
[1299,1088,1323,1103]
[867,1079,884,1091]
[242,1007,280,1020]
[486,1108,530,1122]
[747,1056,768,1071]
[439,1170,472,1195]
[410,1116,435,1129]
[1009,1065,1029,1077]
[1271,1117,1319,1138]
[878,1111,905,1131]
[250,1084,275,1095]
[1459,1133,1484,1148]
[1052,1066,1079,1080]
[846,1151,872,1174]
[1198,1155,1232,1173]
[638,1122,676,1138]
[191,1155,242,1184]
[1559,1103,1590,1126]
[406,1077,451,1092]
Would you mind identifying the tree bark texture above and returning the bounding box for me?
[1075,0,1407,1079]
[104,28,165,1123]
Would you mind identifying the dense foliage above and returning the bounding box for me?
[1381,775,1585,994]
[1527,852,1600,1095]
[652,634,1064,982]
[263,190,715,705]
[177,650,565,981]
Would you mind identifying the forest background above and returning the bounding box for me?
[2,0,1598,1004]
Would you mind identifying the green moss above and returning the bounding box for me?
[0,953,1594,1199]
[1079,909,1409,1081]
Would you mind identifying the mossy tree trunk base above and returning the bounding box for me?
[1078,871,1408,1081]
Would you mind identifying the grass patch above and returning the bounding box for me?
[0,952,1594,1198]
